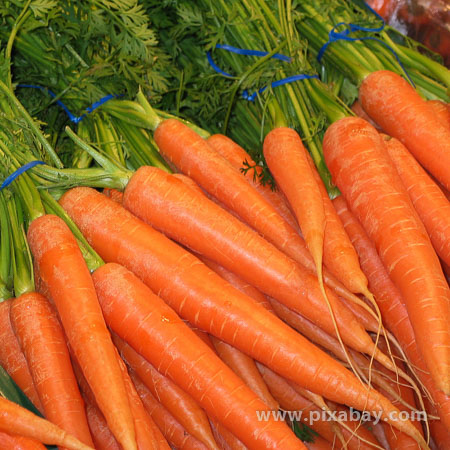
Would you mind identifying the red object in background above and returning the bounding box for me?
[368,0,450,67]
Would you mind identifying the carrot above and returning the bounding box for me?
[427,100,450,130]
[429,418,450,450]
[206,133,300,232]
[211,337,279,411]
[0,432,46,450]
[332,182,450,431]
[115,350,163,450]
[26,214,137,450]
[10,292,93,447]
[85,403,121,450]
[323,116,450,395]
[0,299,42,412]
[263,126,326,293]
[92,262,304,449]
[383,135,450,267]
[359,70,450,191]
[132,372,210,450]
[153,118,367,309]
[103,188,123,204]
[112,333,218,450]
[122,166,381,359]
[0,397,93,450]
[268,298,417,408]
[60,187,427,446]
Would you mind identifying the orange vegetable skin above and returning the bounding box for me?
[323,116,450,395]
[0,299,42,412]
[0,431,46,450]
[26,214,137,450]
[0,397,93,450]
[360,70,450,190]
[11,292,93,447]
[383,135,450,267]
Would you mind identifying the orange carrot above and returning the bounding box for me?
[427,100,450,130]
[332,185,450,431]
[122,166,379,357]
[113,333,218,450]
[0,432,46,450]
[429,418,450,450]
[115,350,163,450]
[263,127,326,291]
[85,403,121,450]
[153,118,366,309]
[131,372,210,450]
[383,135,450,267]
[0,299,42,412]
[27,215,136,450]
[172,173,205,195]
[360,70,450,190]
[323,116,450,395]
[92,262,304,449]
[11,292,93,447]
[60,187,426,445]
[0,397,93,450]
[206,133,300,231]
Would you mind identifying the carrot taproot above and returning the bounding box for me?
[85,403,121,450]
[262,126,326,293]
[429,417,450,450]
[114,349,163,450]
[172,173,205,196]
[0,299,42,412]
[359,70,450,190]
[0,432,46,450]
[268,298,417,409]
[383,135,450,267]
[131,371,210,450]
[153,118,367,309]
[10,292,93,447]
[0,397,93,450]
[92,262,304,449]
[210,337,279,411]
[323,116,450,395]
[60,187,427,446]
[332,179,450,432]
[26,214,137,450]
[112,333,218,450]
[427,100,450,130]
[206,133,300,232]
[122,166,380,358]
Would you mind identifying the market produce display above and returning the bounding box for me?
[0,0,449,449]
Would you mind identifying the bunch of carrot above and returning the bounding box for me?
[0,0,449,446]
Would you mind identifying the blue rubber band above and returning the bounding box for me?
[17,85,121,124]
[207,44,318,101]
[316,2,415,87]
[243,74,320,102]
[0,161,45,190]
